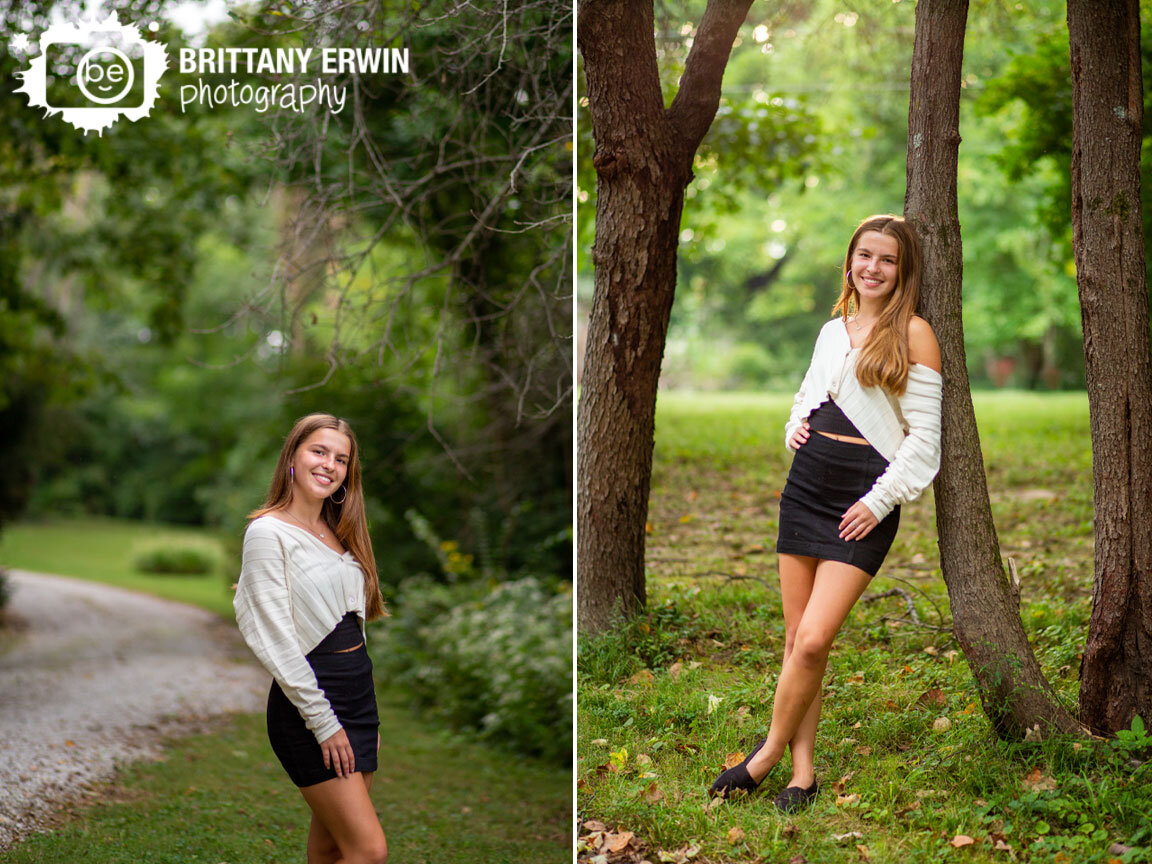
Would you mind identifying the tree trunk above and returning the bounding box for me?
[1068,0,1152,735]
[904,0,1082,737]
[576,0,752,633]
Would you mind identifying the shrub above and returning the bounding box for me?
[0,567,10,610]
[134,545,217,575]
[370,574,572,764]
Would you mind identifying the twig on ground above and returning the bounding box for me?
[862,587,953,633]
[696,571,781,594]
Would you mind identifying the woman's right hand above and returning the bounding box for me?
[788,421,811,450]
[319,727,355,778]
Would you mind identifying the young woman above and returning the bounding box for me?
[234,413,390,863]
[710,215,943,813]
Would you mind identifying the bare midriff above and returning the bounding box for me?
[814,430,870,446]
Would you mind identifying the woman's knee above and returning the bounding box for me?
[791,627,833,667]
[358,838,388,864]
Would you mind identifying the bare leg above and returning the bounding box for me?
[776,554,821,788]
[300,772,387,864]
[747,560,873,782]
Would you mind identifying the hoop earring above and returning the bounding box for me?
[331,485,347,505]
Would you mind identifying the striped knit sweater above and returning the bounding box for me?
[784,317,943,522]
[234,515,367,744]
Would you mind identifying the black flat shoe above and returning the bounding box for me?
[709,738,767,799]
[773,779,819,813]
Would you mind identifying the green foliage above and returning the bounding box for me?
[0,567,10,611]
[579,0,1119,390]
[134,545,218,576]
[371,574,572,765]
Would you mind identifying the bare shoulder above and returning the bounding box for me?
[908,315,942,373]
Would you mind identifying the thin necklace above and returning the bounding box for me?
[283,508,326,539]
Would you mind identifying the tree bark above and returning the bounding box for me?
[904,0,1082,737]
[576,0,752,633]
[1068,0,1152,735]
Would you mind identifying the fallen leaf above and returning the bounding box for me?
[848,673,865,683]
[1022,768,1057,792]
[583,820,607,832]
[851,721,862,729]
[707,795,725,811]
[832,831,864,843]
[836,793,861,806]
[629,670,655,686]
[993,839,1010,851]
[636,754,653,766]
[896,800,921,816]
[832,772,856,793]
[855,746,873,756]
[933,717,952,732]
[727,826,745,844]
[924,645,939,657]
[723,751,745,770]
[950,835,975,848]
[707,695,723,714]
[642,781,664,803]
[591,739,609,747]
[789,857,808,864]
[669,661,683,680]
[782,823,800,838]
[645,522,653,534]
[857,844,871,860]
[688,661,702,670]
[1052,853,1072,864]
[1108,842,1133,855]
[679,514,693,523]
[603,831,635,853]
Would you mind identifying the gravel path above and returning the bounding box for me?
[0,570,268,850]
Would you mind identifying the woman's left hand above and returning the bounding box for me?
[839,501,879,541]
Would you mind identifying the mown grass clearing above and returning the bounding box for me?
[0,517,237,618]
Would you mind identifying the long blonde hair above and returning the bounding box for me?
[831,214,923,395]
[249,413,387,620]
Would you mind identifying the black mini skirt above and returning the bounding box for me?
[776,430,900,577]
[266,614,379,788]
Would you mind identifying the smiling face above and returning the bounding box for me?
[849,230,901,307]
[291,428,352,502]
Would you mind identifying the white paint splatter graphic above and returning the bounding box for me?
[14,12,167,135]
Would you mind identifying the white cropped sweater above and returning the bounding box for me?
[784,317,943,521]
[234,515,367,744]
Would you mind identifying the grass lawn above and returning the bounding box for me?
[578,390,1151,863]
[0,517,239,618]
[0,517,572,863]
[6,705,570,864]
